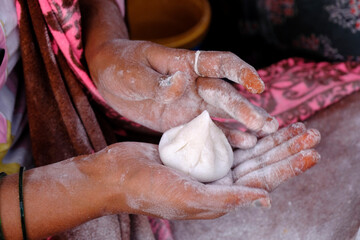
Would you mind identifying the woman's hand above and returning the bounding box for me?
[0,129,320,240]
[92,135,320,219]
[0,142,266,240]
[207,122,320,209]
[93,142,269,220]
[231,122,321,191]
[87,40,279,148]
[80,0,278,149]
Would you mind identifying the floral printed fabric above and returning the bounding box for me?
[263,0,296,25]
[38,0,104,103]
[231,0,360,127]
[256,0,360,61]
[33,0,151,136]
[325,0,360,34]
[237,58,360,127]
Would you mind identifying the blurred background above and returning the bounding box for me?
[127,0,357,69]
[126,0,290,69]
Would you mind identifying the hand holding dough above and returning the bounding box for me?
[159,111,233,182]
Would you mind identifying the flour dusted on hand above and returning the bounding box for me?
[159,111,233,182]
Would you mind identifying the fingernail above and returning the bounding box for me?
[309,129,321,141]
[241,68,265,94]
[261,117,279,134]
[252,198,271,208]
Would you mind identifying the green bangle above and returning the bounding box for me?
[0,172,7,240]
[19,167,27,240]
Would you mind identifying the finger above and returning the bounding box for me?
[225,129,257,149]
[233,122,307,167]
[155,71,190,103]
[193,51,265,94]
[250,105,279,137]
[145,46,265,94]
[209,171,234,186]
[197,77,268,132]
[143,43,194,75]
[235,149,320,192]
[99,64,189,103]
[233,128,321,181]
[215,122,257,149]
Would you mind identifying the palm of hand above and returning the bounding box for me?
[102,142,269,220]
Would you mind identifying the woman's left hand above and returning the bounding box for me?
[87,40,278,149]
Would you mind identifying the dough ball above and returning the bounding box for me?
[159,110,233,182]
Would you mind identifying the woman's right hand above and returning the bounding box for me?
[232,122,321,191]
[0,133,320,240]
[90,134,320,219]
[91,142,270,220]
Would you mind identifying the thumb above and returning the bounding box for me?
[99,64,189,103]
[187,184,271,216]
[154,71,190,103]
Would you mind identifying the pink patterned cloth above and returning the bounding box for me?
[148,217,175,240]
[35,0,133,131]
[38,0,105,103]
[236,58,360,127]
[15,0,360,239]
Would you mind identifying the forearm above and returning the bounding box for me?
[0,155,107,240]
[79,0,129,60]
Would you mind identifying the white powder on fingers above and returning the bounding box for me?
[210,171,234,186]
[233,136,275,166]
[235,150,317,191]
[260,116,279,134]
[233,122,307,166]
[231,131,258,149]
[233,128,319,180]
[159,110,233,182]
[158,75,173,87]
[198,85,265,131]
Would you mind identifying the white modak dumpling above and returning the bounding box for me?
[159,110,233,182]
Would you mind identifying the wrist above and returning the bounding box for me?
[80,0,129,61]
[85,39,136,87]
[0,156,107,239]
[72,152,116,218]
[85,143,144,216]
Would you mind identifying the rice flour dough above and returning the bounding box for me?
[159,110,233,182]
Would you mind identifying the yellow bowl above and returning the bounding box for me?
[127,0,211,49]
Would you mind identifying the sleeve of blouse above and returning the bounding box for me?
[28,0,136,129]
[33,0,117,107]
